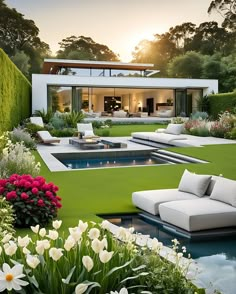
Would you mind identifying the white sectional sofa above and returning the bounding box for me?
[132,170,236,232]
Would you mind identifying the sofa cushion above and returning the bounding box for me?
[132,188,199,215]
[164,124,183,135]
[210,177,236,207]
[205,175,220,196]
[178,169,212,197]
[159,198,236,232]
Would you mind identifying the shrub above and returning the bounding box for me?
[0,132,9,158]
[62,111,84,128]
[208,91,236,119]
[92,120,104,129]
[183,119,210,137]
[0,196,15,239]
[210,121,232,138]
[1,174,62,227]
[95,128,110,137]
[50,128,76,137]
[0,141,40,178]
[104,119,113,127]
[49,116,66,129]
[9,127,36,150]
[171,117,186,124]
[225,127,236,140]
[34,109,53,124]
[0,220,200,293]
[191,111,208,120]
[24,122,44,138]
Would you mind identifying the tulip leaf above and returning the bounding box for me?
[121,272,149,283]
[28,275,39,288]
[105,259,134,278]
[86,282,101,293]
[132,264,147,272]
[62,266,76,284]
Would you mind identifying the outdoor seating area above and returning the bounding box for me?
[132,170,236,234]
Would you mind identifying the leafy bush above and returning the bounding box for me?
[225,127,236,140]
[49,116,66,129]
[0,141,40,178]
[197,95,210,113]
[9,127,36,150]
[50,128,76,137]
[92,120,104,129]
[95,128,110,137]
[24,122,44,138]
[210,121,231,138]
[0,132,9,158]
[0,196,15,239]
[191,111,208,120]
[0,220,200,293]
[104,119,113,127]
[34,109,53,124]
[62,111,84,128]
[183,119,210,137]
[171,117,186,124]
[208,91,236,119]
[1,174,62,227]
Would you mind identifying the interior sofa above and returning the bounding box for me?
[132,170,236,232]
[113,110,127,118]
[131,123,187,145]
[155,106,174,117]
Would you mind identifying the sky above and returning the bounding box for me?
[5,0,223,62]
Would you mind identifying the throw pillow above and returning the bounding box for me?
[178,169,212,197]
[84,130,94,137]
[164,124,183,135]
[210,177,236,207]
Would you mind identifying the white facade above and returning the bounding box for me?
[32,73,218,114]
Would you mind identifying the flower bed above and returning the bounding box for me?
[0,220,202,294]
[0,174,62,227]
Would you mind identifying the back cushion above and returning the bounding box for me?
[164,124,183,135]
[178,169,212,197]
[84,130,94,137]
[210,177,236,207]
[205,175,220,196]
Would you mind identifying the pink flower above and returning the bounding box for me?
[21,192,29,200]
[0,187,5,194]
[6,191,17,200]
[32,187,38,195]
[37,199,45,207]
[0,179,7,187]
[32,181,40,187]
[45,191,53,198]
[56,196,62,201]
[52,185,59,192]
[19,179,26,187]
[24,181,32,188]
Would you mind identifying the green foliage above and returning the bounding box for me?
[0,49,31,134]
[184,119,210,136]
[24,122,44,138]
[95,128,110,137]
[104,119,113,127]
[191,111,209,120]
[0,196,15,239]
[10,50,30,77]
[49,116,66,129]
[34,109,53,124]
[197,95,210,113]
[9,127,36,150]
[50,128,76,137]
[225,127,236,139]
[62,111,84,128]
[208,91,236,119]
[92,121,104,129]
[57,35,119,61]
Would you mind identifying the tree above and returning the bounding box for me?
[168,22,196,50]
[208,0,236,31]
[0,0,50,78]
[10,50,30,76]
[167,51,204,78]
[57,36,119,61]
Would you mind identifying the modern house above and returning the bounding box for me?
[32,59,218,117]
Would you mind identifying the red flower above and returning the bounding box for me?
[37,199,45,207]
[6,191,17,200]
[56,196,62,201]
[32,187,38,195]
[21,192,29,200]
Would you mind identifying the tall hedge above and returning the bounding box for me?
[208,91,236,119]
[0,49,31,134]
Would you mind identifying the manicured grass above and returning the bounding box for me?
[102,123,166,137]
[30,143,236,232]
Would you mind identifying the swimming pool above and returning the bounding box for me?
[101,213,236,294]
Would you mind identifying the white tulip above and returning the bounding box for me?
[100,220,110,230]
[39,228,46,237]
[52,220,62,230]
[150,238,159,251]
[30,224,40,234]
[101,237,108,249]
[22,247,31,255]
[99,250,113,263]
[17,235,31,248]
[69,227,82,242]
[26,255,40,269]
[78,220,88,232]
[64,236,76,251]
[49,247,63,261]
[75,283,88,294]
[36,239,50,255]
[2,234,13,243]
[82,256,94,272]
[4,241,17,256]
[88,228,100,240]
[91,238,104,254]
[47,230,59,240]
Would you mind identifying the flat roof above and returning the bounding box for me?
[42,59,154,74]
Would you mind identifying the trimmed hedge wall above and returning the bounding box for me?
[208,91,236,119]
[0,49,31,134]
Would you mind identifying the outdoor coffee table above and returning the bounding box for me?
[69,138,104,150]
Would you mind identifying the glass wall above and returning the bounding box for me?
[47,86,72,112]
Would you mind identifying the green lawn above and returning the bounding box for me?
[106,123,166,136]
[31,139,236,232]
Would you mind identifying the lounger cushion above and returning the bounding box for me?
[132,188,199,215]
[84,130,94,137]
[210,177,236,207]
[37,131,60,143]
[164,123,183,135]
[178,169,212,197]
[159,199,236,231]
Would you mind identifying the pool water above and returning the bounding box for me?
[102,214,236,294]
[60,155,167,169]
